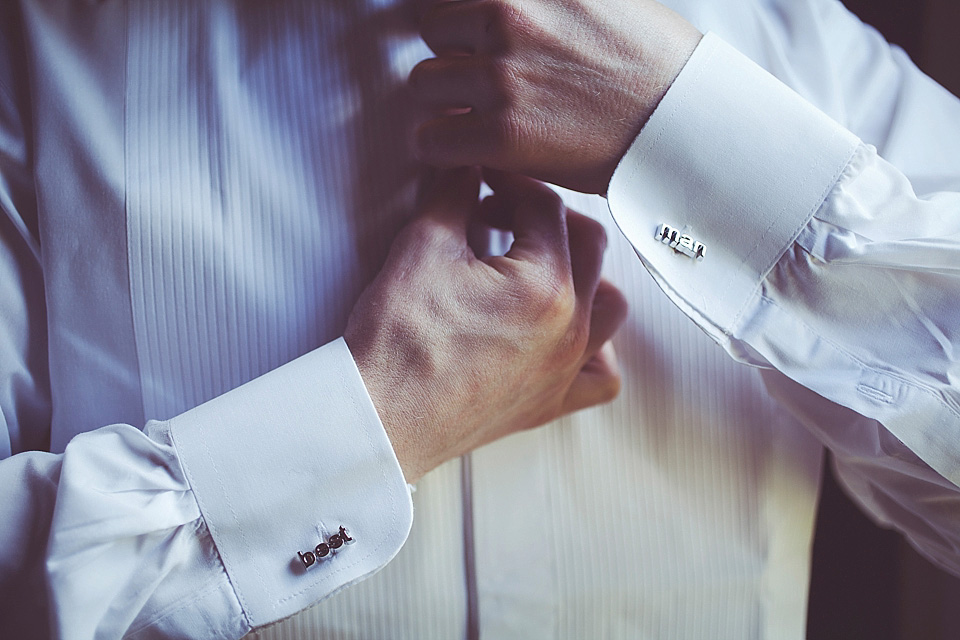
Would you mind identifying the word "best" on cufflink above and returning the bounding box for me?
[298,526,354,570]
[655,223,706,261]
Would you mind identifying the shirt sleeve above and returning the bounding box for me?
[0,10,412,635]
[0,340,414,640]
[606,28,960,575]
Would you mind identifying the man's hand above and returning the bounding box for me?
[344,168,627,483]
[410,0,702,194]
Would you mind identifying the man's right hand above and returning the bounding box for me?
[344,168,627,483]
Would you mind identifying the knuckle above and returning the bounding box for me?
[480,57,506,95]
[580,215,607,245]
[517,180,564,217]
[573,216,608,255]
[410,56,466,91]
[498,261,572,319]
[524,268,576,321]
[540,185,565,212]
[481,0,512,33]
[471,66,531,153]
[484,108,522,157]
[487,57,520,102]
[483,0,527,37]
[596,373,622,404]
[419,3,454,41]
[560,317,590,354]
[408,59,434,89]
[400,217,432,245]
[406,217,448,247]
[439,110,495,162]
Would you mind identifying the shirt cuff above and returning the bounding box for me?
[607,31,859,342]
[167,337,413,629]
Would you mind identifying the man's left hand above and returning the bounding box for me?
[410,0,702,195]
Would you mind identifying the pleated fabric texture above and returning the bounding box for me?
[121,2,823,638]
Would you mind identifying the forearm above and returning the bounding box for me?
[0,340,413,639]
[607,29,960,572]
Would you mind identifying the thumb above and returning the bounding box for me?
[416,166,482,235]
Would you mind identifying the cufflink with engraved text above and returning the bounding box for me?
[655,223,706,261]
[298,526,354,570]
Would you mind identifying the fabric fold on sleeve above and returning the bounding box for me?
[606,31,960,494]
[34,337,413,638]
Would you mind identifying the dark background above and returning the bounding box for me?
[806,2,960,639]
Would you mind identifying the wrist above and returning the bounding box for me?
[601,21,703,194]
[344,332,434,485]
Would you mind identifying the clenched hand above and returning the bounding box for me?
[345,168,627,483]
[411,0,702,194]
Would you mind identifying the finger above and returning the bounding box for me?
[562,342,622,413]
[480,171,569,268]
[381,166,479,270]
[416,111,499,169]
[409,56,498,111]
[467,212,495,258]
[421,0,498,55]
[566,210,607,311]
[415,166,482,238]
[478,193,510,230]
[582,279,628,360]
[412,0,444,20]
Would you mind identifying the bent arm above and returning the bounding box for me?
[0,339,413,640]
[1,12,415,635]
[607,5,960,575]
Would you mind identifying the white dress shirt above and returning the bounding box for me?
[0,0,958,639]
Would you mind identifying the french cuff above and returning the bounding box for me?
[607,32,859,341]
[167,338,413,629]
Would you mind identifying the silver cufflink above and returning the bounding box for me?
[655,223,705,261]
[298,526,355,570]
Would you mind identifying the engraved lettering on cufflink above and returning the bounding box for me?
[655,223,706,261]
[298,526,355,570]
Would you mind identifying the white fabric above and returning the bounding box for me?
[609,30,960,576]
[2,338,413,639]
[0,0,958,639]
